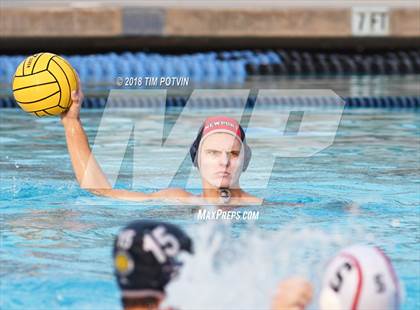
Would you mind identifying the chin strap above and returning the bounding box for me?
[218,188,232,204]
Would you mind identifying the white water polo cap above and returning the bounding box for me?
[319,245,401,310]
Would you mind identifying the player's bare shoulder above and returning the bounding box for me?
[150,188,195,199]
[240,191,263,204]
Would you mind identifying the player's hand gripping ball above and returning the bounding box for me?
[12,53,78,117]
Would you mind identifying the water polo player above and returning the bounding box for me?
[113,220,192,309]
[61,84,261,205]
[272,244,402,310]
[114,220,314,310]
[319,244,402,310]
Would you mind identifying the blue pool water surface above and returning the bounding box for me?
[1,108,419,309]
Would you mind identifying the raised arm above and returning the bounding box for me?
[61,87,111,191]
[60,80,191,202]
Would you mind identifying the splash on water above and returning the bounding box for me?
[165,221,371,310]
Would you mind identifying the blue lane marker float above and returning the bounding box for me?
[2,49,418,89]
[2,96,419,109]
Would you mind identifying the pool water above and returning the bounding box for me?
[1,108,419,309]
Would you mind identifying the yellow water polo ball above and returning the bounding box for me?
[12,52,78,117]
